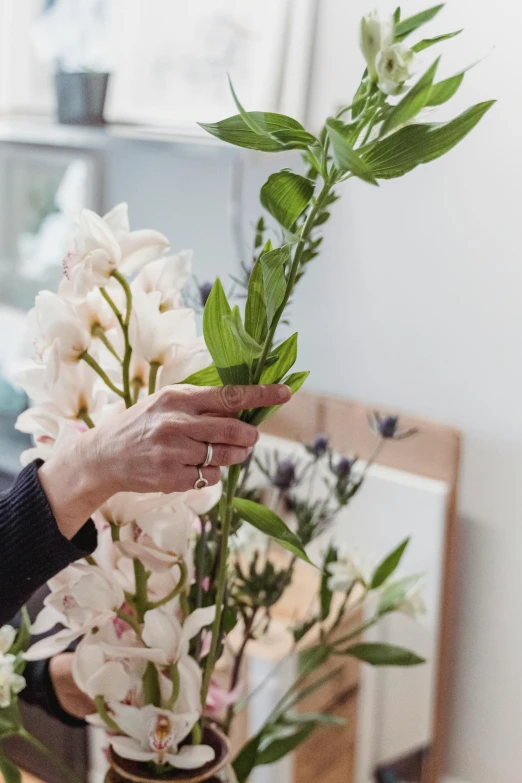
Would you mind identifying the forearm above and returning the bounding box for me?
[0,461,98,625]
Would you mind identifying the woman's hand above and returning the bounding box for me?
[49,652,95,721]
[38,384,291,540]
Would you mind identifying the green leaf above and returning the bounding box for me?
[255,725,316,766]
[245,261,268,344]
[225,306,263,367]
[362,101,495,178]
[10,607,30,656]
[232,498,313,565]
[199,113,314,152]
[180,364,222,386]
[228,76,267,136]
[320,545,338,620]
[377,574,422,614]
[412,30,462,52]
[395,4,444,40]
[283,711,345,727]
[326,119,378,184]
[393,6,401,24]
[382,58,440,135]
[271,128,318,147]
[343,642,425,666]
[298,643,330,675]
[247,370,310,425]
[427,72,465,106]
[0,704,22,735]
[260,333,298,384]
[0,753,22,783]
[285,667,344,711]
[370,538,410,589]
[260,171,315,230]
[260,245,291,326]
[293,617,318,644]
[233,732,263,783]
[202,279,250,385]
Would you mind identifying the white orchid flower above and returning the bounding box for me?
[19,417,84,467]
[0,626,16,655]
[72,644,132,703]
[25,564,125,660]
[129,289,199,366]
[158,339,211,388]
[397,583,427,619]
[0,654,26,708]
[108,703,214,769]
[64,203,169,295]
[133,251,193,312]
[360,10,394,81]
[141,606,216,667]
[72,619,149,704]
[28,291,91,385]
[16,362,106,438]
[375,42,418,95]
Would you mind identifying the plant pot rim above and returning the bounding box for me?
[108,724,232,783]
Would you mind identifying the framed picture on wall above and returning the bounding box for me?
[107,0,317,130]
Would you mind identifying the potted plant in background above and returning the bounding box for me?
[32,0,114,126]
[0,4,493,783]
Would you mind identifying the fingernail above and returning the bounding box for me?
[278,385,291,399]
[247,446,254,455]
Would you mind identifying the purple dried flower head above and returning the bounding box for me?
[199,281,214,307]
[369,411,418,441]
[273,459,296,491]
[308,434,329,458]
[333,457,353,479]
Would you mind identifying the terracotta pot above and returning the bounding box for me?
[104,725,236,783]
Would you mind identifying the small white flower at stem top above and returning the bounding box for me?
[107,704,215,769]
[360,10,394,81]
[0,652,26,709]
[376,43,418,95]
[0,625,16,655]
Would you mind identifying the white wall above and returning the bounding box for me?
[106,2,522,780]
[301,1,522,781]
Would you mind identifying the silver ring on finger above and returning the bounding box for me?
[202,442,213,468]
[194,467,209,490]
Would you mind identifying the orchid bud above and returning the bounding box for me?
[273,459,296,491]
[360,11,394,81]
[378,415,399,438]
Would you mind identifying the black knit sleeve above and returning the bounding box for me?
[0,461,97,625]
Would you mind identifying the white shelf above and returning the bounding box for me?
[0,115,226,152]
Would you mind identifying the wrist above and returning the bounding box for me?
[38,430,115,540]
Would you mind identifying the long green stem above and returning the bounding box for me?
[92,324,122,362]
[149,361,160,395]
[147,561,188,611]
[166,664,180,710]
[77,408,95,429]
[100,286,124,328]
[111,270,134,408]
[115,608,142,639]
[20,730,85,783]
[253,177,334,383]
[80,351,125,398]
[94,695,122,734]
[201,464,241,708]
[133,559,150,621]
